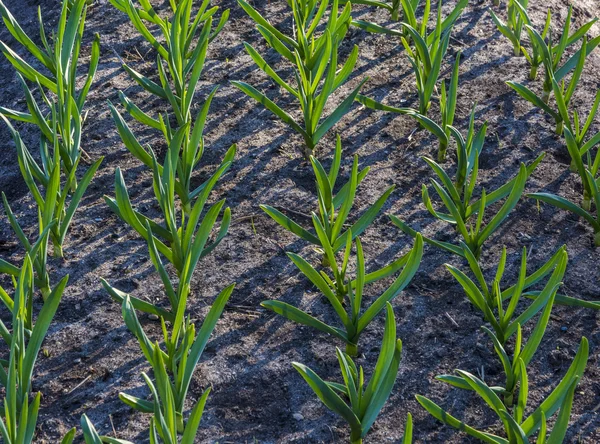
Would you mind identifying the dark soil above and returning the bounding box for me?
[0,0,599,442]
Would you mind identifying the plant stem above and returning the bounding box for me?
[541,89,551,104]
[350,430,363,444]
[53,243,64,259]
[583,191,591,212]
[504,392,514,408]
[346,342,358,357]
[493,0,500,6]
[302,137,315,161]
[513,45,521,57]
[182,200,192,215]
[569,159,577,172]
[41,286,51,301]
[595,231,600,247]
[529,65,538,81]
[438,141,448,163]
[555,120,564,136]
[176,412,184,434]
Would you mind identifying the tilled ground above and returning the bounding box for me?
[0,0,599,442]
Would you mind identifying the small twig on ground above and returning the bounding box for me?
[67,374,92,395]
[445,312,459,327]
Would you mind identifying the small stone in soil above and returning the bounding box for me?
[560,326,568,332]
[149,314,159,321]
[292,413,304,421]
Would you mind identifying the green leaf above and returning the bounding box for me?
[292,361,362,432]
[101,279,175,323]
[179,284,235,408]
[119,392,154,413]
[312,77,368,145]
[416,395,509,444]
[261,300,348,342]
[260,204,321,244]
[528,193,600,231]
[334,184,396,251]
[506,81,559,121]
[232,81,306,136]
[357,234,422,334]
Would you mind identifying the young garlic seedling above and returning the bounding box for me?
[263,233,423,355]
[0,256,68,443]
[391,109,543,259]
[0,0,100,177]
[0,0,103,259]
[261,135,395,270]
[233,0,367,158]
[359,54,460,162]
[447,244,598,406]
[417,336,589,444]
[293,303,413,444]
[490,0,530,58]
[507,6,599,106]
[109,0,230,212]
[355,0,467,117]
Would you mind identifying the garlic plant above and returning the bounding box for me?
[0,256,68,443]
[490,0,529,58]
[417,337,589,443]
[359,53,460,162]
[293,303,413,444]
[116,292,232,437]
[507,34,597,136]
[0,0,102,259]
[446,244,595,408]
[0,0,100,175]
[528,127,600,246]
[109,0,230,211]
[391,109,543,259]
[507,6,598,106]
[233,0,366,158]
[263,233,422,355]
[261,136,395,265]
[355,0,467,117]
[104,81,234,437]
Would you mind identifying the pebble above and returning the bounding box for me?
[560,326,568,332]
[518,232,532,242]
[149,314,160,321]
[292,413,304,421]
[74,358,81,364]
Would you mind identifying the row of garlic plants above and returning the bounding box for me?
[0,0,598,442]
[238,0,599,442]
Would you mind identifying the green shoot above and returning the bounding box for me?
[261,135,395,266]
[104,131,233,306]
[355,0,467,117]
[233,0,366,158]
[263,234,422,355]
[0,0,103,259]
[417,337,589,444]
[293,303,413,444]
[391,109,544,259]
[490,0,530,58]
[109,0,230,211]
[507,6,598,105]
[0,256,68,443]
